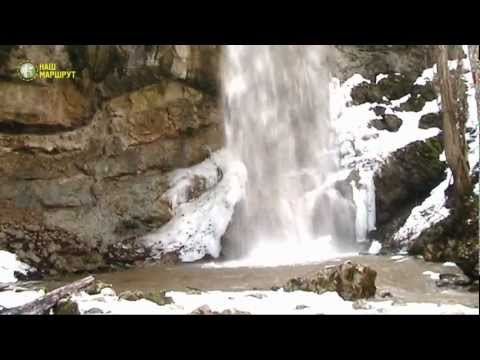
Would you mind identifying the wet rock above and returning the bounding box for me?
[186,287,202,295]
[13,269,42,281]
[284,261,377,301]
[118,290,144,301]
[144,291,174,306]
[53,298,80,315]
[159,251,180,265]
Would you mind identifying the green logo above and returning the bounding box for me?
[18,61,37,81]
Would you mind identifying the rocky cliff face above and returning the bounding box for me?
[334,45,478,280]
[0,45,224,274]
[1,45,477,277]
[333,45,461,247]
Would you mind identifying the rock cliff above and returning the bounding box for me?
[0,45,224,274]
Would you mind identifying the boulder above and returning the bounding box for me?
[86,280,113,295]
[374,136,446,236]
[118,290,144,301]
[284,261,377,301]
[369,114,403,132]
[144,291,174,306]
[53,297,80,315]
[435,273,471,289]
[408,189,479,281]
[419,112,443,129]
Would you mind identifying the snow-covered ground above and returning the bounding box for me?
[67,288,477,315]
[330,74,441,173]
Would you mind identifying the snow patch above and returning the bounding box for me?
[443,262,457,268]
[414,66,435,86]
[142,150,247,262]
[375,74,389,83]
[368,240,382,255]
[393,170,451,246]
[0,250,34,284]
[0,289,44,309]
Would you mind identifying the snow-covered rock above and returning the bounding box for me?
[392,170,451,248]
[142,150,247,262]
[0,250,34,284]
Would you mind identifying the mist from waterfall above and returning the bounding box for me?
[221,45,359,266]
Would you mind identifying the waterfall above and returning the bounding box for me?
[221,45,358,265]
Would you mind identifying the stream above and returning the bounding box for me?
[34,255,478,310]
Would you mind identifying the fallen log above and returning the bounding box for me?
[0,276,95,315]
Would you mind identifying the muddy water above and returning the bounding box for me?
[43,255,477,308]
[35,255,478,309]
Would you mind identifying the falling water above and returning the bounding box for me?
[222,45,358,265]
